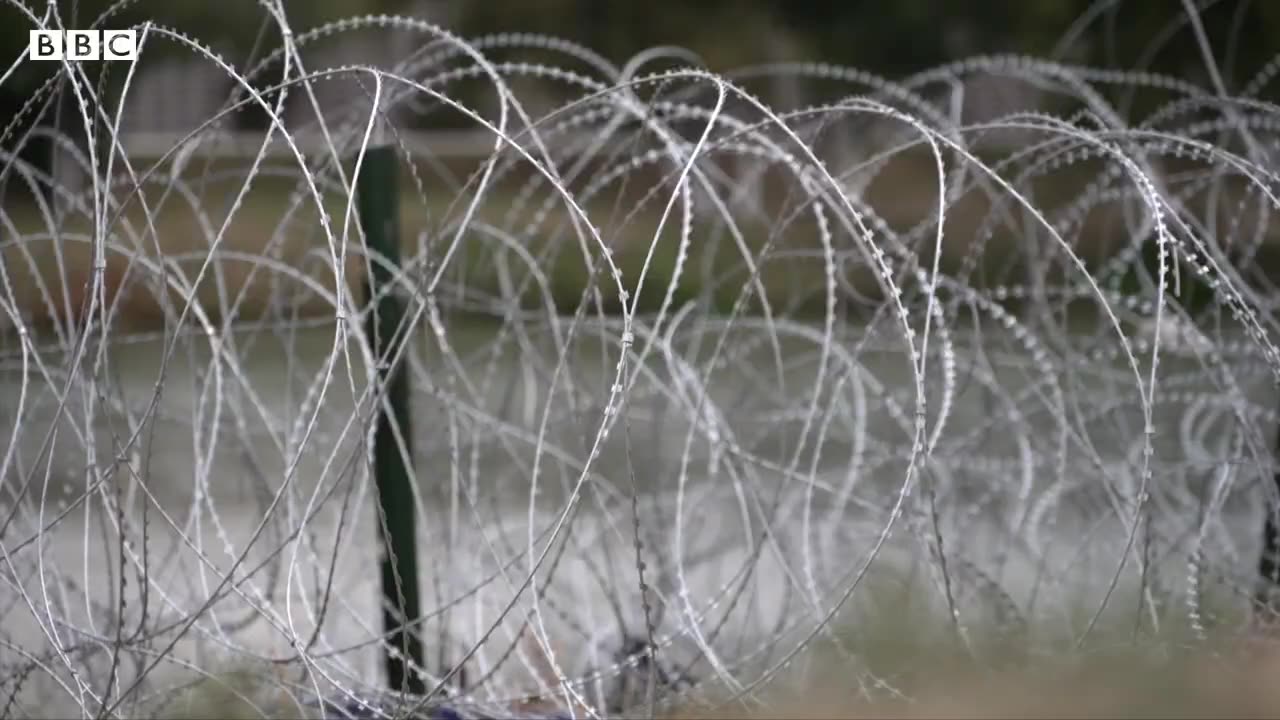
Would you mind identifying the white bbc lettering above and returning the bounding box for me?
[29,30,62,60]
[28,29,138,61]
[66,30,98,60]
[103,30,137,60]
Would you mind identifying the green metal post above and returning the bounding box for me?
[359,142,426,696]
[1257,427,1280,623]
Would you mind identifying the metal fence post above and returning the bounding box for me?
[358,138,426,696]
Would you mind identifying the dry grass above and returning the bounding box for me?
[141,574,1280,720]
[672,641,1280,719]
[154,637,1280,719]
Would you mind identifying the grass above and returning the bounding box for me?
[146,599,1280,719]
[720,650,1280,718]
[114,554,1272,720]
[688,568,1270,718]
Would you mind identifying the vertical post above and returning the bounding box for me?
[1256,424,1280,626]
[359,139,426,696]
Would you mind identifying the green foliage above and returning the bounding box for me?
[4,0,1275,91]
[452,0,1279,76]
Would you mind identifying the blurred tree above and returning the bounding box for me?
[0,0,1273,159]
[449,0,1277,83]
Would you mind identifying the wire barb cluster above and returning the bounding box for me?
[1,2,1279,718]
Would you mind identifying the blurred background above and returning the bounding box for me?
[3,4,1280,717]
[2,0,1278,330]
[3,0,1278,193]
[5,0,1280,102]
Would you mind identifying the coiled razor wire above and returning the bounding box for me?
[1,3,1279,718]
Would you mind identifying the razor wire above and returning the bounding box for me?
[1,4,1279,718]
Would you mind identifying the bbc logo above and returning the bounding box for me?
[29,30,138,61]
